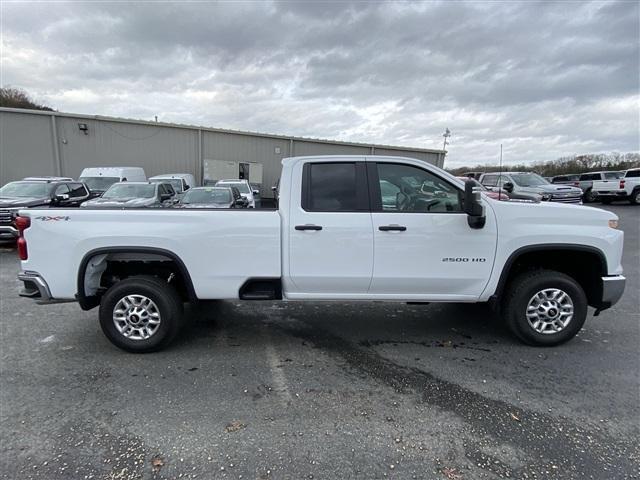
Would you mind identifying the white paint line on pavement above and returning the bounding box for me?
[262,321,293,406]
[40,335,55,344]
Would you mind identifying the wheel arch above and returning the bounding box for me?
[77,247,198,310]
[492,244,608,308]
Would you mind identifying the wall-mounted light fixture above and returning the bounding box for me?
[78,123,89,135]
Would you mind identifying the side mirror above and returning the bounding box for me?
[183,185,190,191]
[54,193,70,202]
[464,181,486,229]
[503,182,514,193]
[121,178,127,182]
[252,189,260,196]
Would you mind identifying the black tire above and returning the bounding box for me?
[583,188,597,203]
[630,189,640,205]
[600,197,612,204]
[99,276,184,353]
[502,270,587,346]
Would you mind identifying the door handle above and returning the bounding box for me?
[295,224,323,231]
[379,225,407,232]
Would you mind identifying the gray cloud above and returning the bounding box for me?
[1,0,638,166]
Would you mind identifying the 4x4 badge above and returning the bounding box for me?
[34,216,70,221]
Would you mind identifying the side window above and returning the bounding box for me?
[499,175,512,185]
[54,184,70,196]
[165,184,175,195]
[374,163,462,213]
[68,183,88,198]
[302,162,367,212]
[481,175,497,187]
[625,170,639,178]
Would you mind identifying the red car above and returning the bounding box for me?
[458,177,509,200]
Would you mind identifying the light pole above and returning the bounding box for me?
[442,128,451,152]
[442,128,451,166]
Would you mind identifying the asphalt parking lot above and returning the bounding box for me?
[0,205,638,480]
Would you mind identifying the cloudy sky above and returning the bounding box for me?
[1,1,638,167]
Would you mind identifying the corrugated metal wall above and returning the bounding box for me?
[0,108,445,197]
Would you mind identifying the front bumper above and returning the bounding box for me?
[598,275,626,311]
[0,225,18,239]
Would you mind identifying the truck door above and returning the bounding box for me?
[367,161,497,299]
[287,160,374,295]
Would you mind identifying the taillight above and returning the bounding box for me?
[620,180,625,189]
[573,182,579,186]
[15,216,30,260]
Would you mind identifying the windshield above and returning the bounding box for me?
[218,182,250,194]
[182,188,231,204]
[0,182,50,198]
[151,178,184,192]
[510,173,549,187]
[103,184,155,199]
[80,176,119,192]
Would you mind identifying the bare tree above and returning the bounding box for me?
[0,87,54,111]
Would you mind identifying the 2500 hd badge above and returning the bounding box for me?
[442,257,487,263]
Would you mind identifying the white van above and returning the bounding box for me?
[148,173,196,194]
[78,167,147,194]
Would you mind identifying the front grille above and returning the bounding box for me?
[0,210,13,225]
[551,196,582,203]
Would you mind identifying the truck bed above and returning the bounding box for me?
[19,208,282,299]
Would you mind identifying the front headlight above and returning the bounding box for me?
[608,219,619,229]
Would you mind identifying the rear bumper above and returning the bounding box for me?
[598,275,626,311]
[597,191,627,197]
[17,271,76,305]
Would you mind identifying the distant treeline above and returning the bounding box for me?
[448,152,640,177]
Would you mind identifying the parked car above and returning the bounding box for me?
[80,182,176,208]
[480,172,583,203]
[15,156,625,352]
[215,179,259,208]
[174,186,248,209]
[462,171,485,179]
[592,168,640,205]
[551,174,580,185]
[0,177,91,241]
[149,173,196,196]
[456,177,509,200]
[570,171,625,203]
[78,167,147,195]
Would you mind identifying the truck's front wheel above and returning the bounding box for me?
[503,270,587,346]
[99,276,184,353]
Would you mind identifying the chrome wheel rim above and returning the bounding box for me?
[113,295,161,340]
[526,288,574,334]
[635,191,640,203]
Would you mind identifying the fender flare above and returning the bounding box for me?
[491,243,608,300]
[76,246,198,310]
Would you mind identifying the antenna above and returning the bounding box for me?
[498,144,503,191]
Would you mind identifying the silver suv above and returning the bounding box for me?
[480,172,583,204]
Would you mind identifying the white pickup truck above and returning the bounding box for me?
[592,167,640,205]
[15,155,625,352]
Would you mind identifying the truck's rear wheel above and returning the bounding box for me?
[502,270,587,346]
[630,189,640,205]
[99,276,184,353]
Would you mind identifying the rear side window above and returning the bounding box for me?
[552,176,567,183]
[626,170,640,178]
[580,173,600,181]
[302,162,368,212]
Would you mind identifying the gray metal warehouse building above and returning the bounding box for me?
[0,107,445,199]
